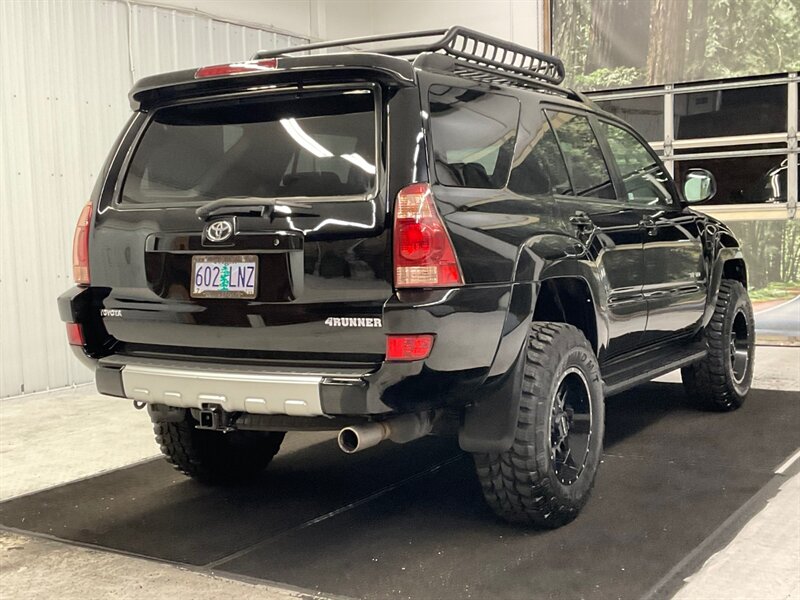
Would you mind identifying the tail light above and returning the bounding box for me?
[195,58,278,79]
[386,334,435,361]
[72,200,92,285]
[66,323,85,346]
[393,183,464,288]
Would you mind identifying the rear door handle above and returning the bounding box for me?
[640,218,658,236]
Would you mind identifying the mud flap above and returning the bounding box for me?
[459,280,533,453]
[458,336,526,454]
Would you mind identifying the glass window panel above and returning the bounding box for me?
[122,90,376,204]
[674,84,787,139]
[723,219,800,345]
[599,121,675,206]
[596,96,664,142]
[546,111,616,200]
[509,116,572,196]
[674,155,793,204]
[427,85,520,189]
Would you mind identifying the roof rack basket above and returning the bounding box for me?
[253,26,565,88]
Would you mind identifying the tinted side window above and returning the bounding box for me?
[599,121,675,207]
[428,85,520,189]
[509,115,571,196]
[545,111,616,200]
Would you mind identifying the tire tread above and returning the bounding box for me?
[682,279,754,411]
[154,417,284,484]
[474,322,603,528]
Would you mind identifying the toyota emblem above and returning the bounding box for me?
[204,220,233,243]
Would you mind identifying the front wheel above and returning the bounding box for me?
[473,322,605,528]
[682,279,755,411]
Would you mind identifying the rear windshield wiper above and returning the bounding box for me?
[196,197,313,219]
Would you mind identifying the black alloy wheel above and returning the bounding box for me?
[550,367,593,486]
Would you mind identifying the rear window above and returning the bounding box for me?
[427,85,520,189]
[121,89,377,204]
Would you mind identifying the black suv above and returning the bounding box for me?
[59,27,755,527]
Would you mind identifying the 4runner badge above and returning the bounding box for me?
[325,317,383,328]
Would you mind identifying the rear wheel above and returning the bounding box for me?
[154,413,284,484]
[682,280,754,411]
[473,322,604,528]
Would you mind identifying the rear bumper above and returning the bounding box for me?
[96,355,396,416]
[61,283,521,418]
[122,363,325,416]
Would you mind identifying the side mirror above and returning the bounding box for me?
[683,168,717,203]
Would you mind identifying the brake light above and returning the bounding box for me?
[194,59,278,79]
[72,200,92,285]
[386,334,435,361]
[66,323,84,346]
[393,183,464,288]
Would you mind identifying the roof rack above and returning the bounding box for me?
[253,26,566,89]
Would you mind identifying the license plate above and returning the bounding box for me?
[191,255,258,299]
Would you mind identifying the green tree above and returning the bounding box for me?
[646,0,689,84]
[553,0,800,91]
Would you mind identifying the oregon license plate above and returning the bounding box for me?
[191,255,258,299]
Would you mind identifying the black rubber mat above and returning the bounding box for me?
[2,382,798,600]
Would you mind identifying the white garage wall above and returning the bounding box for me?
[0,0,307,398]
[141,0,547,49]
[150,0,318,38]
[322,0,545,50]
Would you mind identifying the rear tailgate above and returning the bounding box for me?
[92,83,402,364]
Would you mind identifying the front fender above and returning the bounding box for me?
[703,246,746,327]
[697,213,746,328]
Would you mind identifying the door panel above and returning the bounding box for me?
[595,119,704,346]
[556,199,647,357]
[640,210,706,343]
[546,110,647,359]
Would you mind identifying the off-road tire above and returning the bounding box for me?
[473,322,604,528]
[154,413,285,484]
[682,279,754,411]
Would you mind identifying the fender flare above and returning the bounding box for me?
[703,246,746,328]
[459,239,605,454]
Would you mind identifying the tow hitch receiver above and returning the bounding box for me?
[196,406,232,431]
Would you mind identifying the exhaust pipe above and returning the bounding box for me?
[337,411,436,454]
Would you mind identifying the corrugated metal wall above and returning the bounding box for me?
[0,0,307,398]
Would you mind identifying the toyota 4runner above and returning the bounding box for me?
[58,27,755,527]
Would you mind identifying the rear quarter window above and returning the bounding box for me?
[120,89,377,205]
[545,110,616,200]
[427,85,520,189]
[509,114,572,196]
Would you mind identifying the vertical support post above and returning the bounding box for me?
[542,0,552,53]
[309,0,325,45]
[664,84,674,177]
[787,73,798,219]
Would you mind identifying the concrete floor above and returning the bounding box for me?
[673,473,800,600]
[0,386,158,500]
[0,530,312,600]
[0,346,798,599]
